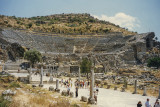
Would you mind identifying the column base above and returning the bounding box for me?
[49,76,53,82]
[39,84,43,87]
[132,91,137,94]
[142,93,147,96]
[88,97,95,104]
[55,88,60,93]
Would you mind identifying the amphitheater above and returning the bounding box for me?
[0,28,157,72]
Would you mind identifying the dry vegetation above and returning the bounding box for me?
[0,76,88,107]
[0,13,136,36]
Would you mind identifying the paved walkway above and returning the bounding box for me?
[41,78,157,107]
[11,73,157,107]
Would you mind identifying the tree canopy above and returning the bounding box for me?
[147,57,160,69]
[24,49,42,65]
[80,58,92,75]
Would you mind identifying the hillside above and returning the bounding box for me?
[0,13,136,35]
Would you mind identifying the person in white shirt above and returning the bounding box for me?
[155,101,160,107]
[145,98,151,107]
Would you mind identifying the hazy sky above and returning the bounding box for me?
[0,0,160,39]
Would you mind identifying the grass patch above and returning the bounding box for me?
[0,96,10,107]
[9,82,20,88]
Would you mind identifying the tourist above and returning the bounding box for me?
[85,81,87,88]
[145,98,151,107]
[75,86,78,97]
[155,102,160,107]
[67,85,70,95]
[137,101,142,107]
[71,80,73,87]
[154,99,159,107]
[96,84,99,94]
[88,81,90,87]
[64,80,66,87]
[82,81,84,88]
[61,79,63,86]
[80,81,83,88]
[94,91,98,104]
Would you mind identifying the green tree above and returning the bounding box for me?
[24,49,42,66]
[80,58,92,79]
[27,23,32,28]
[147,57,160,69]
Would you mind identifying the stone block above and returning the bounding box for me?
[103,82,108,85]
[69,92,74,97]
[49,86,54,91]
[114,86,117,90]
[107,85,111,89]
[121,87,125,92]
[32,85,36,88]
[39,84,43,87]
[2,89,16,96]
[81,96,87,102]
[61,90,68,96]
[100,84,103,88]
[55,89,60,93]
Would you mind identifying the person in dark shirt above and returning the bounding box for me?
[75,86,78,97]
[137,101,142,107]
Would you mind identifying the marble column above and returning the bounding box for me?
[28,66,32,84]
[56,79,59,89]
[2,64,5,71]
[78,66,80,82]
[79,56,82,82]
[142,86,147,96]
[89,69,95,104]
[133,80,137,94]
[49,66,53,82]
[158,86,160,99]
[39,65,43,87]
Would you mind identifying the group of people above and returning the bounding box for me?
[74,80,90,88]
[61,79,73,88]
[61,78,99,104]
[137,98,160,107]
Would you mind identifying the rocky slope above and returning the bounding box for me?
[0,13,136,35]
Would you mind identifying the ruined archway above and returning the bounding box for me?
[146,38,150,48]
[133,45,141,64]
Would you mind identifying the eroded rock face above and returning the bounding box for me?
[0,31,25,61]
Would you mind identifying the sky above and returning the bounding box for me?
[0,0,160,40]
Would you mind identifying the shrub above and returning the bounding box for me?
[24,49,42,65]
[27,23,32,28]
[147,57,160,69]
[9,81,20,88]
[0,96,10,107]
[80,58,92,79]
